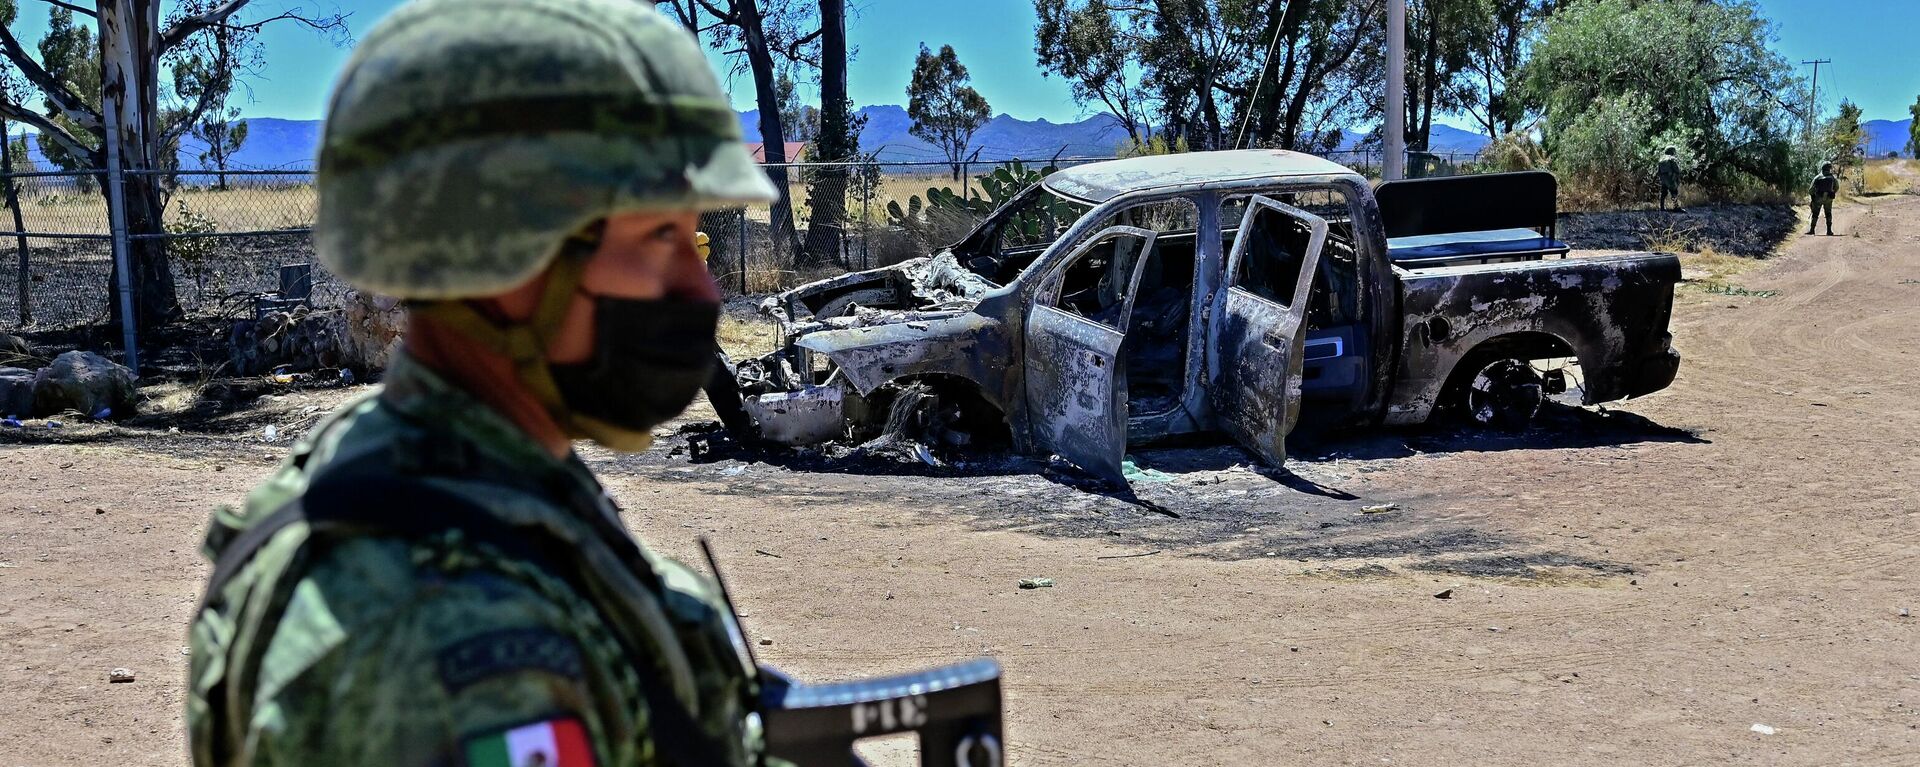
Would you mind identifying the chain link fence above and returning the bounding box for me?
[0,148,1492,332]
[0,168,324,330]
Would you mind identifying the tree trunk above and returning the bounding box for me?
[734,0,803,271]
[799,0,847,267]
[1414,5,1438,152]
[1281,46,1324,151]
[2,117,29,326]
[100,0,180,331]
[1258,0,1311,148]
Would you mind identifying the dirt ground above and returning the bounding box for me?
[3,197,1917,765]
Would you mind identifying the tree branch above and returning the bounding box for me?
[165,61,234,149]
[160,0,252,51]
[693,0,736,25]
[30,0,96,17]
[0,100,98,164]
[0,25,100,131]
[773,27,823,64]
[208,11,347,38]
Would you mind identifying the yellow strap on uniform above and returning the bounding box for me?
[411,240,591,419]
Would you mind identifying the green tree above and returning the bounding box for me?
[30,6,101,187]
[1033,0,1154,144]
[907,43,991,181]
[1907,95,1919,158]
[1402,0,1483,153]
[1818,99,1865,191]
[1522,0,1805,201]
[1034,1,1384,154]
[1460,0,1558,138]
[191,107,247,189]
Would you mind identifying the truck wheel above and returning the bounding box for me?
[1463,358,1544,430]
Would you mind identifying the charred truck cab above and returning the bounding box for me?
[726,150,1681,483]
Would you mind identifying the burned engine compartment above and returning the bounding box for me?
[725,252,1012,456]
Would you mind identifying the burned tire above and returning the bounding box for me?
[1460,358,1544,430]
[869,380,1008,453]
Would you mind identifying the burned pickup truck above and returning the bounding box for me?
[720,151,1680,482]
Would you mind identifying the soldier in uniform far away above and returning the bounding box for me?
[1809,161,1840,236]
[1657,146,1682,212]
[186,0,786,765]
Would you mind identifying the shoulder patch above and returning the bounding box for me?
[464,717,595,767]
[437,628,585,693]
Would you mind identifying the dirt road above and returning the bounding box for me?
[3,198,1915,765]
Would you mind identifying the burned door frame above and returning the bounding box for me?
[1021,225,1159,482]
[1207,195,1329,465]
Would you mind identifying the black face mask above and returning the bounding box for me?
[548,296,721,436]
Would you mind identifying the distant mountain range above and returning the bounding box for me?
[1864,119,1914,157]
[9,117,323,171]
[9,110,1907,171]
[742,104,1140,162]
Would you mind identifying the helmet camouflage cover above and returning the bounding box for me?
[316,0,776,299]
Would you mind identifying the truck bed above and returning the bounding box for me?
[1383,251,1682,423]
[1387,227,1571,268]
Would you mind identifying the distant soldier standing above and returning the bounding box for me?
[1809,161,1840,236]
[186,0,782,765]
[1657,146,1682,212]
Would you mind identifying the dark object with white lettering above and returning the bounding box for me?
[759,659,1004,767]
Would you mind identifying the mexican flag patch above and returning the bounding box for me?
[465,718,594,767]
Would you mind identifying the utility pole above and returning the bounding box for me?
[1385,0,1407,180]
[1801,58,1830,139]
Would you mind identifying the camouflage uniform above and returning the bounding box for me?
[188,355,764,765]
[188,0,778,764]
[1657,149,1681,211]
[1809,165,1839,235]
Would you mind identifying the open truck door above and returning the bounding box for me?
[1024,226,1158,484]
[1210,196,1328,466]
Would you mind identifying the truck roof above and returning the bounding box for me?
[1042,149,1356,203]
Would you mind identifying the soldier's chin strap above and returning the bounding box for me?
[409,237,655,452]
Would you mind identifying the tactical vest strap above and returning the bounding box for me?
[199,449,734,766]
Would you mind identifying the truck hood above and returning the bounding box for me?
[760,251,998,329]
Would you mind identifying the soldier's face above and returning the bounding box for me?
[491,209,719,365]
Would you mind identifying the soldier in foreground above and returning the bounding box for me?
[188,0,781,763]
[1809,161,1840,235]
[1657,146,1682,212]
[189,2,1003,764]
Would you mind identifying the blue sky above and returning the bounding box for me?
[5,0,1915,127]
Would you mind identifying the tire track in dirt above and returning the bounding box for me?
[785,599,1652,664]
[1008,625,1839,696]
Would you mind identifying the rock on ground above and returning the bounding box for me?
[31,351,136,418]
[0,366,34,417]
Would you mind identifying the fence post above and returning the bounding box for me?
[737,207,747,295]
[101,99,139,376]
[0,119,30,326]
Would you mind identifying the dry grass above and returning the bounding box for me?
[9,184,316,234]
[1860,159,1918,196]
[716,313,779,359]
[1642,222,1769,297]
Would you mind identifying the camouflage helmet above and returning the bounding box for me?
[316,0,776,299]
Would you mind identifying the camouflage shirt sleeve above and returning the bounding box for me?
[244,537,649,767]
